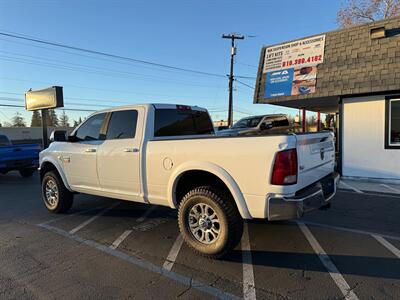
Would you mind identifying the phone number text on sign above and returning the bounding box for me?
[282,55,322,68]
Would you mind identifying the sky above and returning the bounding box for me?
[0,0,342,126]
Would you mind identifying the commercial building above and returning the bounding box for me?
[254,17,400,182]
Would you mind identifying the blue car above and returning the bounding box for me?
[0,135,41,177]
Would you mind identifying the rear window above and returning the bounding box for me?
[272,118,289,127]
[154,108,214,137]
[106,110,138,140]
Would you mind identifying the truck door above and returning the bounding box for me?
[61,112,106,190]
[97,108,144,201]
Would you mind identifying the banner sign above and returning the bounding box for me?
[263,35,325,98]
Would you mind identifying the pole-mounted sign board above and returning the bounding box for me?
[25,86,64,111]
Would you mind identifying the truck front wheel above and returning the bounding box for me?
[41,171,73,213]
[178,186,243,259]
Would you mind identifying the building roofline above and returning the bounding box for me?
[261,15,400,49]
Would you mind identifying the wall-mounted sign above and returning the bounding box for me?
[263,35,325,73]
[25,86,64,111]
[263,35,325,98]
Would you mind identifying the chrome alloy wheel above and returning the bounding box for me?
[45,179,59,208]
[188,203,220,244]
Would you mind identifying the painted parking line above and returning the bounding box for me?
[109,206,160,250]
[380,184,400,194]
[136,205,157,223]
[242,223,256,300]
[38,204,109,226]
[162,234,184,271]
[300,221,400,242]
[372,235,400,259]
[38,223,240,300]
[339,189,400,199]
[69,203,119,234]
[297,221,359,300]
[339,181,364,194]
[110,230,133,250]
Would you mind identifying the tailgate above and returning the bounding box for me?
[295,132,335,190]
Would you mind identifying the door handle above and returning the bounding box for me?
[123,148,139,153]
[85,148,97,153]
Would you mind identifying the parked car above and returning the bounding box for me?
[217,114,294,136]
[39,104,339,258]
[0,134,41,177]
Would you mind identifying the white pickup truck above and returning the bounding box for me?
[39,104,339,258]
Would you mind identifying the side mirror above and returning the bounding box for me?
[67,135,79,142]
[49,130,67,142]
[260,122,273,130]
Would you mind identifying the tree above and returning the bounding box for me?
[59,110,70,127]
[30,110,42,127]
[73,117,82,128]
[307,115,317,127]
[47,109,59,127]
[11,112,26,127]
[337,0,400,28]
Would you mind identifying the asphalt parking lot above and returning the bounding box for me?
[1,172,400,300]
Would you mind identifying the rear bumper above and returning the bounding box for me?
[267,172,340,221]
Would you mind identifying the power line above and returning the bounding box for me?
[0,103,96,112]
[237,62,258,68]
[0,97,112,108]
[0,36,221,79]
[236,79,255,90]
[0,109,12,121]
[0,76,219,100]
[0,50,224,88]
[235,75,256,79]
[0,31,226,78]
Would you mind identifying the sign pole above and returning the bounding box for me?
[41,109,49,149]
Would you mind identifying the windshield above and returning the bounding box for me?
[232,116,262,129]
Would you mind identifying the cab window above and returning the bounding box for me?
[154,109,214,137]
[75,113,106,141]
[106,110,138,140]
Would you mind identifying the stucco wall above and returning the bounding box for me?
[342,95,400,180]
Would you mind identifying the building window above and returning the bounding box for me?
[385,97,400,149]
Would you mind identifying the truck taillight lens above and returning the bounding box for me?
[271,149,298,185]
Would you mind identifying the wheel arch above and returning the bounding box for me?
[40,158,72,191]
[167,161,251,219]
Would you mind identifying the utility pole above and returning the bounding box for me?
[222,33,244,127]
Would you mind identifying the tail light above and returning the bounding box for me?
[271,149,298,185]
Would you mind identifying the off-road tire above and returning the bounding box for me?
[178,186,243,259]
[19,168,35,178]
[41,171,73,213]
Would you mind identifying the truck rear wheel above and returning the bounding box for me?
[41,171,73,213]
[178,186,243,259]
